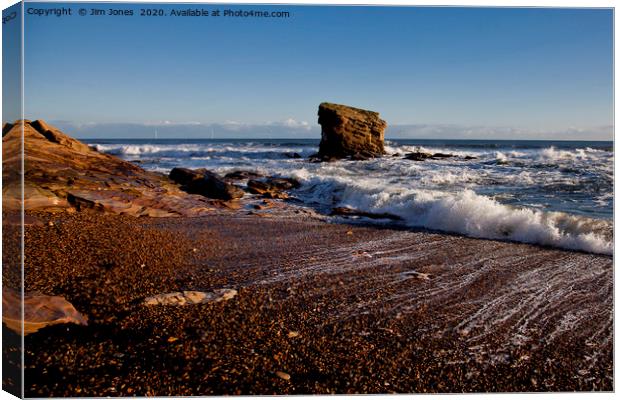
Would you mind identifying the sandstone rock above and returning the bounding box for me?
[169,167,244,200]
[247,180,288,199]
[168,167,204,186]
[2,119,216,217]
[246,177,300,199]
[30,119,91,153]
[317,102,387,160]
[2,122,14,136]
[2,288,88,335]
[275,371,291,381]
[143,289,237,306]
[268,177,301,190]
[224,170,264,181]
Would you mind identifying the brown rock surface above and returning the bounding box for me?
[2,288,88,335]
[2,120,216,217]
[246,177,301,199]
[169,167,244,200]
[317,102,387,160]
[224,170,265,181]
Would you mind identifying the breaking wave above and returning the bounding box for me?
[94,143,314,160]
[90,139,613,255]
[296,177,612,255]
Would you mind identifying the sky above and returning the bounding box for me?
[5,3,614,139]
[2,3,21,123]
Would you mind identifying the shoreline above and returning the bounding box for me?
[1,120,613,395]
[10,208,613,395]
[90,137,614,255]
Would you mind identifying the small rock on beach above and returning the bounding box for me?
[143,288,238,306]
[275,371,291,381]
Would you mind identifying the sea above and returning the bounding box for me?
[88,138,614,255]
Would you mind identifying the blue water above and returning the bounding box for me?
[88,138,613,254]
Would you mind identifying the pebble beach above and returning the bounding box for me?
[4,208,612,396]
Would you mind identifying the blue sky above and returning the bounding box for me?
[11,4,615,139]
[2,3,21,123]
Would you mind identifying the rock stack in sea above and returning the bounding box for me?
[316,102,387,161]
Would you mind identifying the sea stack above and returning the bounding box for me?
[317,102,387,160]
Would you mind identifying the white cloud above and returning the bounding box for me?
[386,124,613,141]
[49,119,612,141]
[280,118,311,129]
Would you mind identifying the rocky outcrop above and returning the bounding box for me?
[317,102,387,160]
[169,168,244,200]
[30,119,91,153]
[224,170,264,181]
[405,151,454,161]
[246,177,300,199]
[2,120,217,217]
[2,122,14,136]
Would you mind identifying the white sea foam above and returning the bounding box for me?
[297,176,612,255]
[537,146,606,162]
[95,143,313,159]
[495,152,508,162]
[418,169,479,186]
[91,139,613,255]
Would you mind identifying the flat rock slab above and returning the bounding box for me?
[143,289,238,306]
[2,288,88,335]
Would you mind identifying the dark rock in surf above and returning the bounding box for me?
[246,177,301,199]
[247,180,288,199]
[266,177,301,190]
[284,152,302,159]
[308,153,338,163]
[169,167,244,200]
[224,170,265,181]
[404,152,433,161]
[317,102,387,161]
[404,151,459,161]
[169,168,203,186]
[430,152,455,159]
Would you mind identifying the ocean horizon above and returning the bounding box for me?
[89,137,613,255]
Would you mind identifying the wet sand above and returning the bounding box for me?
[7,209,613,395]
